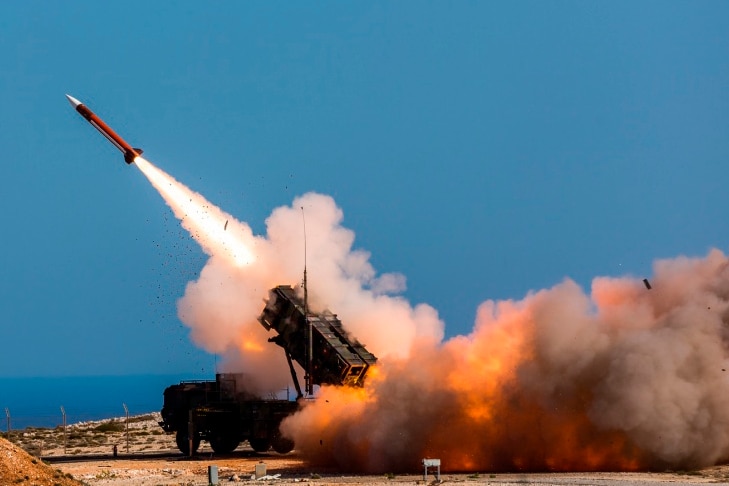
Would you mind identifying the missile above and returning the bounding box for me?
[66,94,143,164]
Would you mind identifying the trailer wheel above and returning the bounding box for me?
[272,434,294,454]
[209,433,240,454]
[249,438,271,453]
[175,430,201,455]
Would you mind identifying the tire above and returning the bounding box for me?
[175,429,201,455]
[209,433,240,454]
[272,434,294,454]
[249,437,271,453]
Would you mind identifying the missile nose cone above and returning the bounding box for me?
[65,94,82,108]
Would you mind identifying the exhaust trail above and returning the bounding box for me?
[132,156,288,385]
[134,157,254,267]
[132,157,443,392]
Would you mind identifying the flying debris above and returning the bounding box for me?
[65,94,143,164]
[224,220,228,231]
[643,278,652,289]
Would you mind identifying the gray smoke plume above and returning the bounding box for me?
[282,250,729,472]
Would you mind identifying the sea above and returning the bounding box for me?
[0,374,209,430]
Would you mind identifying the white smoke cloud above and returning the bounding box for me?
[135,157,444,392]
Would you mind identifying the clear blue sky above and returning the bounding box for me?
[1,2,727,377]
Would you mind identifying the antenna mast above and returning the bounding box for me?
[301,207,313,396]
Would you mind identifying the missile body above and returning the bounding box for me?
[66,94,143,164]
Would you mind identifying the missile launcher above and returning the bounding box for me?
[259,285,377,391]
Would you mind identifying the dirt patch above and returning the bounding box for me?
[54,451,309,485]
[0,437,82,486]
[52,459,729,486]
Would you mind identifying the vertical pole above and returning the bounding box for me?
[60,406,66,455]
[188,409,194,458]
[4,407,10,442]
[301,206,313,396]
[307,311,313,395]
[122,403,129,454]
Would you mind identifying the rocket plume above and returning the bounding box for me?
[133,157,442,390]
[134,157,254,267]
[135,157,729,473]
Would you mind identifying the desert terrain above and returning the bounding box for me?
[3,414,729,486]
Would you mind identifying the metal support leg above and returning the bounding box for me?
[285,351,304,399]
[422,458,441,482]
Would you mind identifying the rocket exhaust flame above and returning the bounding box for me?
[132,157,729,474]
[134,157,254,267]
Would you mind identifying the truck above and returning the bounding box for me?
[158,285,377,455]
[158,373,297,455]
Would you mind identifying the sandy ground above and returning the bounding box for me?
[50,454,729,486]
[6,414,729,486]
[52,449,308,485]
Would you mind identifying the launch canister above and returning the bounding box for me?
[66,94,143,164]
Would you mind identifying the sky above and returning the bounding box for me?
[1,1,727,377]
